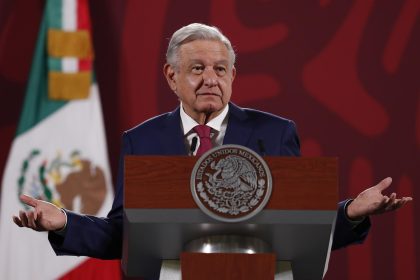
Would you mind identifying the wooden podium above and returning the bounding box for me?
[122,156,338,280]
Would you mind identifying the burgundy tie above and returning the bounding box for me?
[194,125,213,156]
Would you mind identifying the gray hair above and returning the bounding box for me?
[166,23,236,68]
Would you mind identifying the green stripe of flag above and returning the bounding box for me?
[17,6,66,137]
[48,58,62,71]
[46,0,62,29]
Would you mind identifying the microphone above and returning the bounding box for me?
[190,137,198,155]
[257,139,266,156]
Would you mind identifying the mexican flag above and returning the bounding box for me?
[0,0,119,279]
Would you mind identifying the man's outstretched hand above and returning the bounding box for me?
[13,194,66,232]
[346,177,413,220]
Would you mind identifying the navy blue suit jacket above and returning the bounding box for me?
[49,103,370,259]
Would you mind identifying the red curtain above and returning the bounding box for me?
[1,1,418,279]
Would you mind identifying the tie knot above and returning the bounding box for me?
[194,125,211,139]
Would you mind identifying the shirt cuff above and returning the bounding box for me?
[344,199,366,227]
[53,208,68,236]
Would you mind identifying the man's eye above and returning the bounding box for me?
[215,67,226,75]
[192,66,204,73]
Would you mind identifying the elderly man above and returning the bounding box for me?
[14,23,411,265]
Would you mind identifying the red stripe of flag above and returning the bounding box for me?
[77,0,90,30]
[76,0,93,71]
[78,59,92,71]
[58,259,121,280]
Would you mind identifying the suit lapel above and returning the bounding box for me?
[161,107,188,155]
[223,103,253,147]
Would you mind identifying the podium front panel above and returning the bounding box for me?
[122,156,338,280]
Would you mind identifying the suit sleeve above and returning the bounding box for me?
[332,200,371,250]
[48,133,131,259]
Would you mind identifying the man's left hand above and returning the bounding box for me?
[346,177,413,220]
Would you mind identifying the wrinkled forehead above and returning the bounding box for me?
[177,39,232,65]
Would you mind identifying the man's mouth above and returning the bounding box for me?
[197,92,221,97]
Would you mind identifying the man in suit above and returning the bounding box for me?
[14,23,411,261]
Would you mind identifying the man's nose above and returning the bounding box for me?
[202,68,218,87]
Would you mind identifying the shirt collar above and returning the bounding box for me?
[180,103,229,135]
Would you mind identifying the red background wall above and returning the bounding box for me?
[0,1,418,279]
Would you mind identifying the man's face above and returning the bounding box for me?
[164,39,236,123]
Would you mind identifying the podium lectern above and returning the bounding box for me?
[122,156,338,280]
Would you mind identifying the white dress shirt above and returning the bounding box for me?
[180,103,229,155]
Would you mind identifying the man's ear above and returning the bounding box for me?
[163,63,177,92]
[231,66,236,82]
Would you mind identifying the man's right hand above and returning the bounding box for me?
[13,194,66,232]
